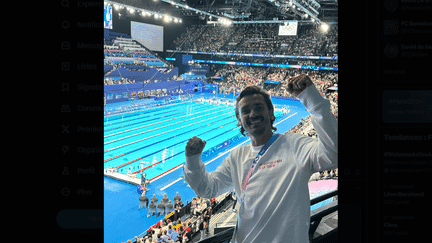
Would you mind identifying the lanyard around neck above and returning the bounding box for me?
[241,133,280,192]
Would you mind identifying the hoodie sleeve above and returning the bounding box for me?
[295,84,338,173]
[184,152,234,199]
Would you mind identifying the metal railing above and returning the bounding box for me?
[309,189,338,241]
[196,189,338,243]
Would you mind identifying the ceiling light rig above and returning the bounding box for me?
[222,12,251,19]
[106,0,328,27]
[160,0,223,20]
[291,0,320,23]
[107,0,232,23]
[104,0,183,23]
[265,0,322,25]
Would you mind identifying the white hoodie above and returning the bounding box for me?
[184,85,338,243]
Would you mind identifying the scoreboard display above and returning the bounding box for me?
[104,5,112,29]
[278,21,298,36]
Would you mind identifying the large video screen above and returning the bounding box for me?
[278,21,298,36]
[131,21,164,52]
[104,5,112,29]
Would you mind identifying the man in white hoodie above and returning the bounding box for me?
[184,74,338,243]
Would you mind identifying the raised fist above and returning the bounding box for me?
[287,74,314,97]
[185,136,207,157]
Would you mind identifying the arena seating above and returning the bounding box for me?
[174,23,338,57]
[104,34,168,67]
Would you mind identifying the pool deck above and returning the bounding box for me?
[104,171,141,186]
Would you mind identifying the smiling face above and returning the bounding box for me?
[237,94,275,142]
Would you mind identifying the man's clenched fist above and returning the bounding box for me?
[287,74,314,97]
[185,136,207,157]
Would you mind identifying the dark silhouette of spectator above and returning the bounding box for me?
[147,201,156,217]
[139,192,149,210]
[151,194,158,204]
[203,207,212,235]
[166,200,174,215]
[173,192,181,203]
[157,201,166,217]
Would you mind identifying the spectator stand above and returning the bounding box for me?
[128,191,233,243]
[171,23,337,57]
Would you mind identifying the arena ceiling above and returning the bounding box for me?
[109,0,337,23]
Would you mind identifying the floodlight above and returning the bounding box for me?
[320,23,329,32]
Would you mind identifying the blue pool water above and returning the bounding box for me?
[104,97,287,179]
[104,95,333,243]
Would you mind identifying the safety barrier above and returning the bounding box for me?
[309,189,338,241]
[194,189,338,243]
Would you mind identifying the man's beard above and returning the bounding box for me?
[246,117,266,136]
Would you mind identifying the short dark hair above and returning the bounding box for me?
[235,85,276,136]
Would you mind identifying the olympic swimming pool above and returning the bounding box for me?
[104,94,336,243]
[104,98,286,178]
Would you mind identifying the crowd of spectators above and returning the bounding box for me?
[237,24,281,53]
[196,25,236,52]
[309,167,338,182]
[290,28,324,56]
[173,23,338,57]
[108,63,148,71]
[297,59,338,68]
[104,77,136,85]
[212,66,338,103]
[133,189,224,243]
[104,49,150,57]
[104,53,164,64]
[226,26,247,47]
[322,25,338,56]
[173,25,207,51]
[216,66,267,92]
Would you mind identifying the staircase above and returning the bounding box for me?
[190,198,238,243]
[219,26,241,52]
[317,40,328,56]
